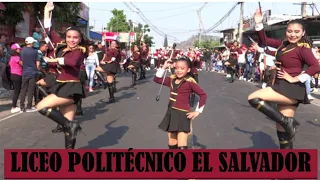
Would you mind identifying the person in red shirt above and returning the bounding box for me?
[248,9,320,150]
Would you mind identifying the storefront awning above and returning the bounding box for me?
[89,31,102,41]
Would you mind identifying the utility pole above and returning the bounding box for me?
[293,2,314,17]
[197,2,208,48]
[310,4,314,16]
[238,2,244,46]
[302,2,307,17]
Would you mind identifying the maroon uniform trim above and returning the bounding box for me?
[154,74,207,112]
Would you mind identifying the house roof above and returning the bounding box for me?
[219,28,236,33]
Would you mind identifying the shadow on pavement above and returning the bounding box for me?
[306,120,320,127]
[78,99,109,123]
[80,116,128,149]
[188,134,207,149]
[234,126,279,149]
[114,91,136,103]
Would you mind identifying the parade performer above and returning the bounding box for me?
[127,44,140,86]
[50,61,85,132]
[224,42,242,83]
[76,60,87,117]
[168,48,179,74]
[96,40,122,104]
[35,41,63,134]
[248,9,320,150]
[36,2,87,149]
[154,49,159,69]
[94,42,107,89]
[154,57,207,149]
[188,50,200,107]
[138,42,149,80]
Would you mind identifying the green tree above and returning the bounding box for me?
[0,2,81,37]
[193,39,219,49]
[131,22,154,46]
[32,2,81,25]
[163,34,168,48]
[143,34,154,47]
[193,39,201,48]
[106,9,130,32]
[0,3,25,36]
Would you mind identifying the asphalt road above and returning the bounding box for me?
[1,70,319,180]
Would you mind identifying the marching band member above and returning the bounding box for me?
[96,40,122,104]
[154,57,207,149]
[127,44,140,86]
[248,9,320,150]
[188,50,200,107]
[36,2,87,149]
[224,42,242,83]
[138,42,149,80]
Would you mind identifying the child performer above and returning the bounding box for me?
[154,57,207,149]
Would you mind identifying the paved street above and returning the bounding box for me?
[0,70,319,180]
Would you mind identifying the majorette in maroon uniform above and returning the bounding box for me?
[35,2,86,149]
[248,9,320,150]
[96,40,124,104]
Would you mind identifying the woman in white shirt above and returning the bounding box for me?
[85,44,99,92]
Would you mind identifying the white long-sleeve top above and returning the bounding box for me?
[84,52,99,66]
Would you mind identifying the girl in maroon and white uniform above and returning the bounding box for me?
[96,40,122,104]
[36,2,87,149]
[127,44,140,86]
[248,9,320,150]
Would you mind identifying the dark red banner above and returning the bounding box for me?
[4,149,318,179]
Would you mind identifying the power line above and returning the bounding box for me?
[140,3,204,12]
[203,2,239,33]
[90,3,203,13]
[126,2,180,42]
[124,2,174,41]
[152,8,200,21]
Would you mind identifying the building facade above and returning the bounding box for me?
[0,2,89,44]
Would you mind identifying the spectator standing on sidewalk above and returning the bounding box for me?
[203,48,212,72]
[9,43,22,113]
[237,44,247,80]
[244,45,256,81]
[0,45,6,76]
[311,46,320,92]
[19,37,40,112]
[32,26,43,49]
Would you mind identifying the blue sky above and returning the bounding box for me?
[87,2,314,47]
